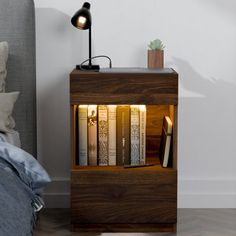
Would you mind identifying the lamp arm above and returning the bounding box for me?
[89,27,92,66]
[79,55,112,70]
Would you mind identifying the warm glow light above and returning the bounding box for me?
[88,105,97,112]
[139,105,146,111]
[165,116,173,127]
[77,16,87,28]
[130,105,140,108]
[80,105,147,110]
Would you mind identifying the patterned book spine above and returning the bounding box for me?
[78,105,88,166]
[108,105,117,165]
[88,105,97,166]
[130,105,140,165]
[98,105,108,166]
[139,105,146,165]
[116,105,130,166]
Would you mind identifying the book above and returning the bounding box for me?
[139,105,146,165]
[130,105,140,165]
[78,105,88,166]
[73,105,78,165]
[116,105,130,166]
[160,116,173,167]
[88,105,97,166]
[98,105,108,165]
[108,105,117,165]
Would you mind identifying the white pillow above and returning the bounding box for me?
[0,42,9,92]
[0,92,19,133]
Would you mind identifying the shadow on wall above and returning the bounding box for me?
[36,8,87,177]
[199,0,236,20]
[172,57,236,178]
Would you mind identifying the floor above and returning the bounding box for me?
[34,209,236,236]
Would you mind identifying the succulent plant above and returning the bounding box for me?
[148,39,165,50]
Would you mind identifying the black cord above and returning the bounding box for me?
[79,55,112,70]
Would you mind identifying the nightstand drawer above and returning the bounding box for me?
[71,168,177,224]
[70,71,178,105]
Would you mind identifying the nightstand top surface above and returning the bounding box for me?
[70,67,177,76]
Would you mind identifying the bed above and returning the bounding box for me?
[0,0,50,235]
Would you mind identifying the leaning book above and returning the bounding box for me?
[160,116,173,168]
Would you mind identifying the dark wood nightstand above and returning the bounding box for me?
[70,68,178,232]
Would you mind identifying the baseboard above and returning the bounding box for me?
[43,177,236,208]
[178,178,236,208]
[43,177,70,208]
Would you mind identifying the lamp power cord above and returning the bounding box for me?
[79,55,112,70]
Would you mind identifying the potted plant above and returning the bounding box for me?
[148,38,165,69]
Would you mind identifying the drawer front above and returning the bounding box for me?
[71,169,177,224]
[70,73,178,105]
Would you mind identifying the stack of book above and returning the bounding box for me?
[76,105,146,166]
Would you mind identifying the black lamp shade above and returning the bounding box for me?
[71,2,91,30]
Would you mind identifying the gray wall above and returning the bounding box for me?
[35,0,236,208]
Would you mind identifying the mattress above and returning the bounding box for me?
[0,130,21,147]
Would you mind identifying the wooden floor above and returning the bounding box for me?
[34,209,236,236]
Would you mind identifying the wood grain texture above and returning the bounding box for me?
[71,165,176,183]
[70,70,178,105]
[169,105,178,170]
[146,105,170,136]
[71,167,177,224]
[71,223,176,232]
[69,69,179,232]
[148,50,164,69]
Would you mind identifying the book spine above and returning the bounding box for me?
[73,105,78,165]
[116,105,130,166]
[162,116,173,167]
[139,105,146,165]
[88,105,97,166]
[78,105,88,166]
[98,105,108,165]
[130,105,140,165]
[108,105,117,165]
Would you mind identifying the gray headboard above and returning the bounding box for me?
[0,0,37,157]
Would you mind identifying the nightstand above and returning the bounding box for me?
[70,68,178,232]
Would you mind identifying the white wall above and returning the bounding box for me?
[35,0,236,208]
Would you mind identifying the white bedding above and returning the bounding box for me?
[0,130,21,148]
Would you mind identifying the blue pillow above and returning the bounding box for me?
[0,141,51,189]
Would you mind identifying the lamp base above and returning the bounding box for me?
[76,64,100,71]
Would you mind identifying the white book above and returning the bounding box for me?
[88,105,97,166]
[139,105,146,165]
[108,105,117,165]
[130,105,140,165]
[78,105,88,166]
[98,105,108,166]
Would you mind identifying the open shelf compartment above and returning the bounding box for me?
[71,104,177,170]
